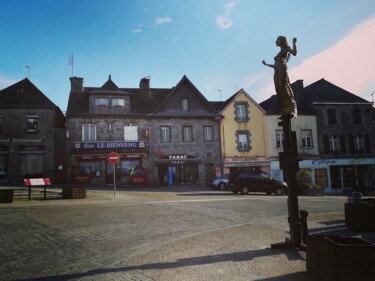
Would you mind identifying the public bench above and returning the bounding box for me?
[24,178,52,200]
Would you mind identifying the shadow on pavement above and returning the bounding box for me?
[16,248,306,281]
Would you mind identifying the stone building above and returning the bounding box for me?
[0,78,66,183]
[260,78,375,193]
[66,75,222,186]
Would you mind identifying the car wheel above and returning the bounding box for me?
[275,187,284,195]
[240,186,249,195]
[218,183,226,191]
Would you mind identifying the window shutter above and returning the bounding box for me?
[323,135,329,154]
[365,134,371,153]
[340,135,346,154]
[348,134,355,154]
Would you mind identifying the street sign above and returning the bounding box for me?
[108,152,120,164]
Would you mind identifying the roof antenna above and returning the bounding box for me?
[23,65,32,79]
[68,52,74,77]
[218,89,222,101]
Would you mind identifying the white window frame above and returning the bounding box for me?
[237,133,248,151]
[160,126,171,142]
[301,130,312,148]
[276,130,284,149]
[236,104,247,122]
[329,135,339,153]
[82,123,96,141]
[354,134,365,153]
[203,126,213,142]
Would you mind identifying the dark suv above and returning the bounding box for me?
[229,170,287,195]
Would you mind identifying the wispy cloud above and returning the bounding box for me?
[155,16,172,27]
[216,0,236,29]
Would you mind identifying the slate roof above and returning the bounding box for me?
[0,78,57,109]
[259,78,370,115]
[66,76,172,116]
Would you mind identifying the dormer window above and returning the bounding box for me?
[95,98,109,107]
[112,98,125,108]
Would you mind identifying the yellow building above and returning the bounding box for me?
[217,89,269,175]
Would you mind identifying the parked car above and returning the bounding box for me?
[209,174,230,191]
[229,170,287,195]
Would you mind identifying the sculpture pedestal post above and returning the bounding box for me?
[272,114,302,248]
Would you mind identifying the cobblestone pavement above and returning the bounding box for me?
[1,187,374,280]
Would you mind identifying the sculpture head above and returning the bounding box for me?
[276,36,288,47]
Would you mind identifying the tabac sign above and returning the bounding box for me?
[74,141,146,150]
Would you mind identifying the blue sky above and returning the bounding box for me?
[1,0,375,112]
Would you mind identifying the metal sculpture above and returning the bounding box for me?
[262,36,298,117]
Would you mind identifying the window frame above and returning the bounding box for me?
[160,126,171,142]
[181,98,190,112]
[82,123,97,141]
[329,135,340,154]
[95,97,109,108]
[276,130,284,149]
[182,126,193,142]
[301,130,313,148]
[203,125,214,142]
[236,130,250,152]
[234,102,249,122]
[25,114,39,133]
[111,98,125,108]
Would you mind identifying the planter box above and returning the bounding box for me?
[307,235,375,281]
[306,234,342,280]
[321,236,375,281]
[0,189,14,203]
[62,186,86,199]
[345,203,375,231]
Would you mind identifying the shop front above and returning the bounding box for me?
[155,154,201,186]
[271,158,375,194]
[71,141,148,186]
[223,156,270,175]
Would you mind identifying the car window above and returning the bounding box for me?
[261,172,272,180]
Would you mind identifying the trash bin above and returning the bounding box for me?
[347,191,362,204]
[62,186,86,199]
[0,189,14,203]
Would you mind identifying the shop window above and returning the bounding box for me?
[82,123,96,141]
[182,126,193,142]
[276,130,284,149]
[203,125,213,141]
[124,125,138,141]
[301,130,312,148]
[0,115,2,134]
[236,131,250,151]
[181,98,189,112]
[95,97,109,107]
[0,155,8,178]
[25,115,39,133]
[20,154,44,178]
[111,98,125,108]
[234,102,249,122]
[79,161,100,176]
[160,126,171,142]
[121,160,141,176]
